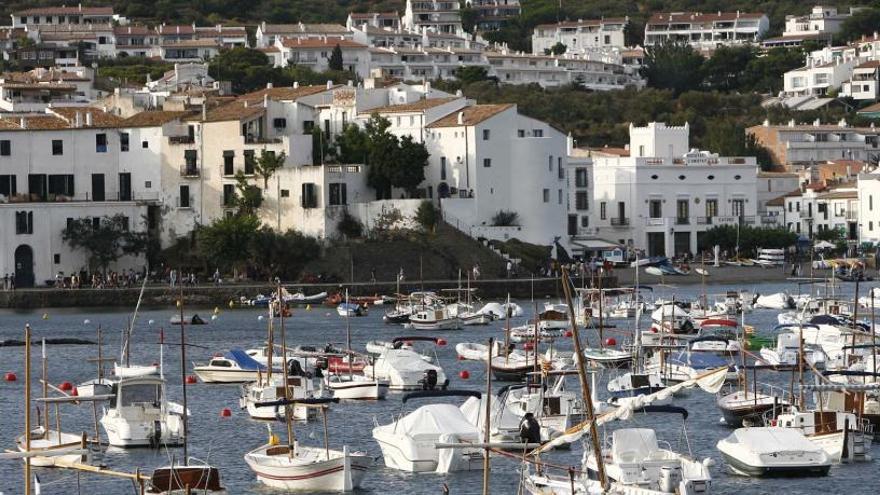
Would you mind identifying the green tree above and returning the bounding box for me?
[328,44,344,71]
[415,200,439,233]
[335,123,369,163]
[702,45,755,92]
[640,41,705,95]
[455,66,490,86]
[234,171,263,215]
[546,42,567,56]
[246,227,321,279]
[208,47,274,93]
[336,209,363,238]
[839,8,880,43]
[391,135,430,196]
[62,214,148,272]
[197,214,261,272]
[254,150,286,189]
[460,7,478,33]
[364,115,400,199]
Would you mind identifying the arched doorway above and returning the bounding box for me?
[14,245,34,288]
[437,182,450,199]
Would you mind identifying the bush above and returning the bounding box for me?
[415,201,439,233]
[492,210,519,226]
[700,225,797,257]
[337,210,363,239]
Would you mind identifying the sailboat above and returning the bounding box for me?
[147,283,224,493]
[115,276,159,378]
[76,325,115,397]
[245,289,373,492]
[325,290,389,400]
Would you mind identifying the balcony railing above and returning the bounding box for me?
[610,217,629,227]
[0,192,160,204]
[645,217,665,226]
[244,136,282,144]
[169,135,195,145]
[180,164,200,177]
[675,216,689,225]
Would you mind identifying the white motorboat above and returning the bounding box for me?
[716,427,831,476]
[772,408,872,463]
[716,383,792,427]
[651,304,695,334]
[365,340,412,355]
[511,325,566,342]
[753,292,795,310]
[455,342,490,361]
[337,302,366,317]
[582,347,632,368]
[114,362,159,378]
[758,330,825,368]
[607,372,667,399]
[245,443,371,492]
[362,337,447,391]
[241,364,318,421]
[584,425,712,494]
[408,306,461,330]
[76,377,115,397]
[372,392,484,472]
[99,376,184,447]
[446,301,493,326]
[325,373,388,400]
[194,349,275,383]
[16,427,89,468]
[477,301,523,319]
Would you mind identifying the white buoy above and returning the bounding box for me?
[83,319,91,325]
[258,315,264,321]
[211,315,218,321]
[148,319,155,325]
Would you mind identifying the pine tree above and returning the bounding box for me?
[328,44,344,71]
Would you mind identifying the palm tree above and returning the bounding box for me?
[254,150,286,190]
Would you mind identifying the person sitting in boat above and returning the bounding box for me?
[191,314,205,325]
[519,413,541,444]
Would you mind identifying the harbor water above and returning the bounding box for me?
[0,280,877,494]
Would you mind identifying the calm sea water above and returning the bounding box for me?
[0,280,876,494]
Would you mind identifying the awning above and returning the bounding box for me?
[572,239,621,250]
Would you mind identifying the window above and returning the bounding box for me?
[303,120,315,132]
[871,195,874,211]
[142,140,149,149]
[600,202,607,220]
[548,156,553,171]
[48,174,74,197]
[649,199,662,218]
[0,175,16,197]
[533,129,543,137]
[244,150,255,175]
[280,189,290,198]
[145,181,152,189]
[796,202,800,212]
[483,158,491,168]
[222,184,235,207]
[542,188,549,203]
[557,157,563,179]
[120,132,130,152]
[558,189,563,204]
[483,129,490,140]
[53,254,60,264]
[52,140,63,155]
[223,150,235,175]
[15,211,33,234]
[440,157,447,180]
[0,140,10,156]
[91,174,105,201]
[575,191,588,210]
[517,129,525,137]
[732,199,745,217]
[329,183,347,206]
[302,183,318,208]
[273,118,287,129]
[119,173,131,201]
[580,216,589,228]
[706,199,718,218]
[676,199,689,223]
[871,221,874,231]
[95,133,107,153]
[575,168,588,187]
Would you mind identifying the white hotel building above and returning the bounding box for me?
[644,11,769,50]
[590,123,759,257]
[531,18,628,55]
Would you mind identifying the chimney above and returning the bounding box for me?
[326,80,333,89]
[347,79,353,86]
[267,82,273,89]
[85,112,92,126]
[19,118,26,129]
[201,102,207,120]
[457,111,464,125]
[293,81,299,88]
[75,111,82,127]
[263,94,269,107]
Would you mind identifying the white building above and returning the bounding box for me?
[255,23,351,48]
[841,60,880,100]
[747,120,880,169]
[486,51,643,89]
[531,18,628,55]
[644,12,769,50]
[0,108,160,287]
[346,12,401,31]
[780,185,858,239]
[590,123,760,257]
[857,169,880,244]
[11,6,126,29]
[275,38,370,77]
[783,45,858,97]
[403,0,464,36]
[763,5,853,48]
[466,0,521,31]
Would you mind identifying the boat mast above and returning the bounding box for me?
[873,292,877,376]
[504,294,511,365]
[178,282,189,464]
[41,339,48,433]
[560,268,607,490]
[123,274,149,366]
[482,337,493,495]
[634,254,641,373]
[597,274,604,347]
[278,280,295,458]
[267,299,274,384]
[798,320,805,409]
[24,324,32,495]
[345,289,353,380]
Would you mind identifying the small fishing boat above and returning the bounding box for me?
[716,427,831,477]
[114,362,160,378]
[607,372,667,399]
[170,314,207,325]
[337,302,366,317]
[245,442,372,491]
[365,340,412,355]
[716,383,792,427]
[193,349,274,383]
[99,376,185,447]
[408,306,461,331]
[363,337,448,391]
[582,347,632,368]
[324,373,388,400]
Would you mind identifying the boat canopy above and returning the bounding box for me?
[225,348,267,371]
[632,405,689,419]
[669,351,730,369]
[385,403,481,438]
[402,390,481,403]
[392,336,440,345]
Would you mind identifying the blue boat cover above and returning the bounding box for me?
[669,351,729,369]
[225,348,267,371]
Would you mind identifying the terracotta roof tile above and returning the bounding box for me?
[158,25,196,35]
[361,97,461,114]
[279,38,367,49]
[427,104,514,127]
[647,12,765,25]
[123,111,193,127]
[196,100,265,122]
[14,6,113,16]
[263,23,348,34]
[239,85,333,103]
[50,107,125,128]
[160,39,220,48]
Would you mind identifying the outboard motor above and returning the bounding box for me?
[287,359,306,377]
[659,465,682,493]
[420,369,438,390]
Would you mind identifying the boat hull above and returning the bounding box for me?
[720,451,830,477]
[245,445,371,492]
[193,368,261,383]
[327,380,389,400]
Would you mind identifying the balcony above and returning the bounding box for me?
[610,217,629,227]
[180,165,200,178]
[645,217,666,227]
[244,136,282,145]
[169,135,195,145]
[675,217,690,225]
